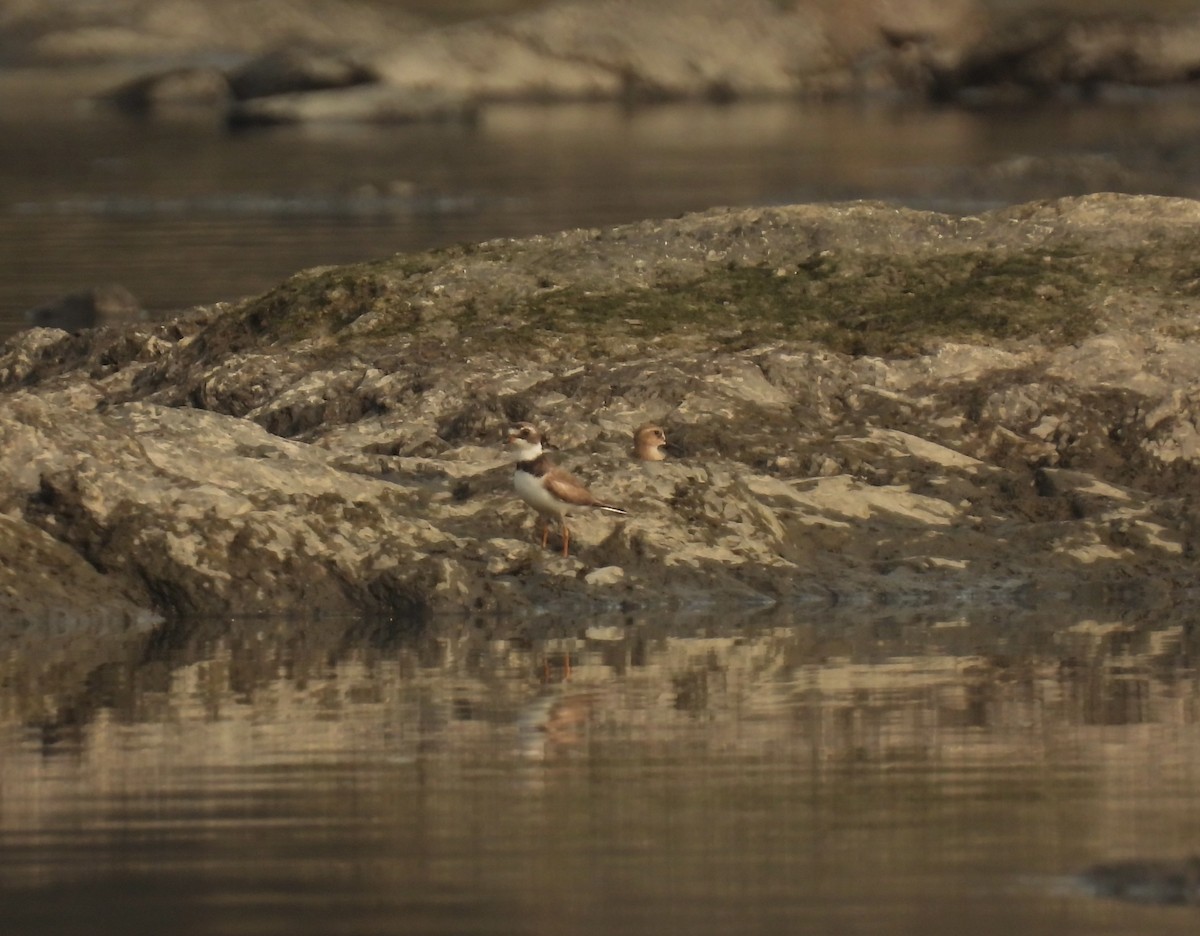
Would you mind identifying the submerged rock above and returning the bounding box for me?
[3,194,1200,623]
[23,284,143,331]
[1079,857,1200,906]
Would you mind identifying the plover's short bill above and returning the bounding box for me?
[632,423,668,461]
[505,422,627,557]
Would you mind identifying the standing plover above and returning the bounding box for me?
[632,423,668,461]
[505,422,627,557]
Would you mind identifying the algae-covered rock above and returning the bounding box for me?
[3,194,1200,622]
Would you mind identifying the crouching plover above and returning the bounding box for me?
[632,423,668,461]
[505,422,627,557]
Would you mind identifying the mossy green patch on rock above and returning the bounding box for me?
[196,250,445,355]
[104,196,1196,377]
[226,267,407,347]
[460,248,1100,357]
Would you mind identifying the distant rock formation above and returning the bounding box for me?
[6,1,1189,120]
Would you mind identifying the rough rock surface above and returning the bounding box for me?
[3,193,1200,625]
[356,0,1200,105]
[949,9,1200,100]
[369,0,843,102]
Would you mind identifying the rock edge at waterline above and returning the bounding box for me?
[3,193,1200,627]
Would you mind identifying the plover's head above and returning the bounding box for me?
[633,423,668,462]
[505,422,545,461]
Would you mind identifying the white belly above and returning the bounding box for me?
[514,468,570,518]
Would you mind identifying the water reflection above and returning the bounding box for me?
[2,606,1200,934]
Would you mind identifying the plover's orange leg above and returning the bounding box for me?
[561,522,571,557]
[540,521,550,549]
[541,651,572,683]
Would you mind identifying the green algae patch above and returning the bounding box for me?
[241,272,378,342]
[206,256,439,352]
[204,233,1106,361]
[507,249,1100,357]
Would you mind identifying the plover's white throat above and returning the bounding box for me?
[505,422,627,557]
[632,423,668,462]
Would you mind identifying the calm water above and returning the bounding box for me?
[3,607,1200,935]
[4,72,1200,338]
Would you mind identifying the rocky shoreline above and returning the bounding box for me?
[2,193,1199,627]
[5,1,1200,121]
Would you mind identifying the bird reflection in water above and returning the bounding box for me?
[516,647,601,761]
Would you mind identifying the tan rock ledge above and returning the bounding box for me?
[2,193,1200,624]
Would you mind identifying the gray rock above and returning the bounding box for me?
[1079,857,1200,906]
[945,10,1200,100]
[365,0,968,102]
[102,67,231,111]
[227,47,378,100]
[227,84,477,126]
[0,509,159,633]
[23,284,142,331]
[3,0,426,65]
[4,194,1200,623]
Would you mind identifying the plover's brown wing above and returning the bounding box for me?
[544,467,627,515]
[543,466,602,508]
